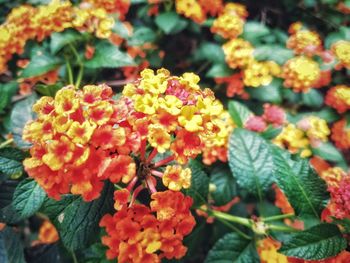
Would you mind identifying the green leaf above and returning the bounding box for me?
[155,12,181,34]
[50,29,83,54]
[10,94,37,149]
[228,128,274,197]
[194,42,225,64]
[0,148,24,180]
[84,41,135,68]
[21,51,62,78]
[185,160,209,206]
[0,227,26,263]
[41,182,114,250]
[127,27,157,46]
[271,146,329,219]
[312,142,346,164]
[302,89,324,108]
[205,233,259,263]
[228,101,253,127]
[0,180,22,224]
[35,83,62,97]
[206,64,232,78]
[12,178,46,218]
[278,223,347,260]
[210,166,237,206]
[261,125,282,140]
[254,45,293,65]
[248,78,282,103]
[0,82,18,114]
[243,21,270,44]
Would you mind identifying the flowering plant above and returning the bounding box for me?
[0,0,350,262]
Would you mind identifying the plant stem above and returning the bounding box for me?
[65,58,74,85]
[154,155,175,168]
[263,213,295,222]
[71,250,78,263]
[211,210,252,228]
[267,224,299,233]
[216,217,252,240]
[0,138,13,149]
[75,65,84,89]
[147,148,158,163]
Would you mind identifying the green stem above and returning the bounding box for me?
[267,224,299,233]
[71,250,78,263]
[75,65,84,89]
[211,210,252,228]
[263,213,295,222]
[216,217,252,240]
[65,58,74,85]
[0,138,13,149]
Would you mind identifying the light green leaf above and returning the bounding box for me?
[0,148,24,181]
[248,78,282,104]
[206,64,232,78]
[21,51,62,78]
[50,29,83,54]
[13,178,46,218]
[155,12,181,34]
[228,128,275,197]
[228,101,253,127]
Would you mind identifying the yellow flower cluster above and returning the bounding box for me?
[287,29,323,56]
[0,0,116,73]
[274,116,330,158]
[243,61,281,87]
[162,165,191,191]
[282,56,320,92]
[274,124,311,158]
[222,38,254,69]
[332,40,350,70]
[211,3,247,39]
[123,68,233,164]
[321,167,346,187]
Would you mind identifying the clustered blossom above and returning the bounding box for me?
[245,103,286,132]
[23,84,137,201]
[331,40,350,70]
[38,220,59,244]
[331,118,350,150]
[328,176,350,220]
[122,68,233,165]
[258,238,288,263]
[274,116,330,157]
[282,56,321,92]
[211,3,248,39]
[100,191,195,263]
[325,85,350,113]
[287,27,323,56]
[175,0,223,24]
[0,0,128,73]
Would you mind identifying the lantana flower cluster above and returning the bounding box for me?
[22,68,232,262]
[0,0,129,73]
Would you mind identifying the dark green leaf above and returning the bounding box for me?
[24,243,62,263]
[13,178,46,218]
[21,51,62,78]
[10,94,37,149]
[228,128,274,197]
[228,101,253,127]
[205,233,259,263]
[0,148,24,180]
[0,181,23,224]
[271,146,329,219]
[185,160,209,206]
[206,64,232,78]
[50,29,83,54]
[42,182,114,250]
[0,82,18,114]
[35,83,62,97]
[84,41,135,68]
[210,166,237,206]
[127,27,157,46]
[0,227,26,263]
[279,224,347,260]
[254,45,293,65]
[194,42,225,64]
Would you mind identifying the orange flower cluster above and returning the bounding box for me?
[331,118,350,150]
[282,56,321,92]
[23,85,138,201]
[331,40,350,70]
[287,26,323,56]
[100,191,195,263]
[211,3,248,39]
[325,85,350,113]
[38,220,59,244]
[175,0,223,24]
[122,68,233,165]
[0,0,122,73]
[84,0,130,19]
[258,238,288,263]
